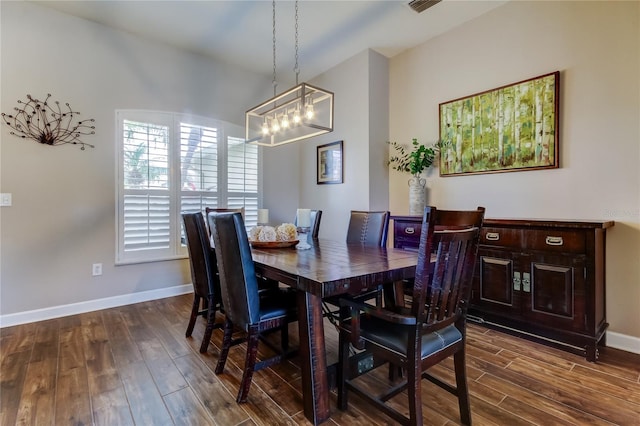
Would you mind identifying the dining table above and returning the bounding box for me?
[251,238,419,425]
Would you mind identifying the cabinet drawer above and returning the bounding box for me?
[482,227,585,253]
[393,220,422,247]
[522,229,585,253]
[481,227,522,249]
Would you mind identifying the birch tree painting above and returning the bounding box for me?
[439,71,559,176]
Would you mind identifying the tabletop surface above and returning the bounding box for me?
[251,238,418,298]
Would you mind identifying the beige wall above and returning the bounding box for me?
[389,1,640,339]
[2,1,638,348]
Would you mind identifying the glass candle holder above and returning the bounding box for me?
[296,226,311,250]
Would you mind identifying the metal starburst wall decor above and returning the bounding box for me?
[1,93,96,150]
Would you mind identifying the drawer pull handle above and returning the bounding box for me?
[404,227,415,234]
[486,232,500,241]
[546,236,564,246]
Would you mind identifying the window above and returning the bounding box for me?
[116,111,260,264]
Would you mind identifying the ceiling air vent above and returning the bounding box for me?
[408,0,442,14]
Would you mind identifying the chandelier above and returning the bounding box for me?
[245,0,334,147]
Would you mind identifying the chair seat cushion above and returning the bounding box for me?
[259,288,297,320]
[360,316,462,359]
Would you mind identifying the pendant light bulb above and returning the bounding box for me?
[305,103,314,120]
[281,112,290,129]
[293,106,301,124]
[271,117,280,133]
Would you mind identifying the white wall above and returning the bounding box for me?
[0,2,272,318]
[263,49,390,241]
[389,1,640,339]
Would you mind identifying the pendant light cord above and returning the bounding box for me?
[294,0,299,85]
[272,0,277,96]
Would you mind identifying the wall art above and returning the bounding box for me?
[317,140,343,184]
[439,71,559,176]
[1,93,95,150]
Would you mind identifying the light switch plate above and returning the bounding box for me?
[0,193,11,207]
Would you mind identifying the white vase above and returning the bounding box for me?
[408,176,426,216]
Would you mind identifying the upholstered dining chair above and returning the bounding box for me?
[182,212,223,353]
[207,207,279,292]
[346,210,390,247]
[337,207,483,426]
[209,212,298,403]
[204,207,244,242]
[323,210,391,321]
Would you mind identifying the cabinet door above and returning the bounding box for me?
[520,253,587,333]
[472,248,521,318]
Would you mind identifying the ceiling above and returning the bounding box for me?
[33,0,508,86]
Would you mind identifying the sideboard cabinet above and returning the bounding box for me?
[391,216,614,362]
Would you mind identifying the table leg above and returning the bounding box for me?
[297,290,330,425]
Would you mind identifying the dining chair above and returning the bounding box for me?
[400,206,485,301]
[336,207,483,426]
[209,212,298,403]
[323,210,391,322]
[346,210,390,247]
[182,212,223,353]
[294,209,323,242]
[204,207,244,241]
[206,206,278,290]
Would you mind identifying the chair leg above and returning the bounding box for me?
[185,295,201,337]
[199,296,216,353]
[337,327,350,411]
[201,297,209,317]
[388,363,404,381]
[280,324,289,351]
[407,360,423,426]
[215,317,233,375]
[454,350,472,425]
[237,327,260,403]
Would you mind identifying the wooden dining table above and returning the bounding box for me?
[251,238,418,425]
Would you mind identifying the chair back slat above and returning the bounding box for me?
[210,212,260,330]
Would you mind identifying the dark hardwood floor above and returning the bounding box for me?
[2,293,639,425]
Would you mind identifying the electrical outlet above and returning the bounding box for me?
[92,263,102,276]
[0,193,11,207]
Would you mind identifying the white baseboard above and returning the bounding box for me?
[606,331,640,355]
[2,289,640,357]
[0,284,193,328]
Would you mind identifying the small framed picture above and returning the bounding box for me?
[317,140,343,184]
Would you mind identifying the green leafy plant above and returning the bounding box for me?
[388,138,440,176]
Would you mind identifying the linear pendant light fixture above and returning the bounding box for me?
[245,0,334,147]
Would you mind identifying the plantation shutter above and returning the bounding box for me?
[121,120,171,255]
[117,111,260,264]
[227,136,259,225]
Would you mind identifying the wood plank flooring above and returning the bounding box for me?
[2,293,639,425]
